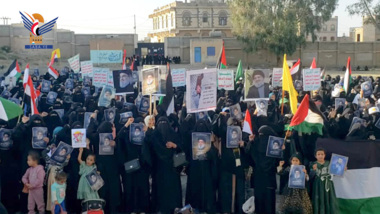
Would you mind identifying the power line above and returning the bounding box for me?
[0,17,11,25]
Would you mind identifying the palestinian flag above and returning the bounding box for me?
[242,109,253,135]
[317,138,380,213]
[218,41,227,69]
[235,59,243,84]
[4,60,21,79]
[310,57,317,69]
[343,57,352,94]
[289,94,323,135]
[320,67,326,81]
[0,97,23,121]
[290,59,301,75]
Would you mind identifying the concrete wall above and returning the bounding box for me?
[166,37,380,68]
[0,25,137,62]
[190,38,223,65]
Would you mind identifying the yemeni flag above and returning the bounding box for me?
[218,41,227,69]
[235,59,243,84]
[159,63,174,116]
[289,94,324,135]
[0,97,23,121]
[51,48,61,62]
[4,60,21,80]
[48,51,59,79]
[290,59,301,75]
[243,109,253,135]
[23,64,39,115]
[317,138,380,214]
[343,57,352,94]
[310,57,317,69]
[122,49,127,70]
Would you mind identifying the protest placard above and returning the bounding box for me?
[172,68,186,87]
[80,61,93,77]
[217,69,234,91]
[186,68,217,113]
[68,54,80,73]
[92,67,109,88]
[272,68,283,88]
[302,68,321,91]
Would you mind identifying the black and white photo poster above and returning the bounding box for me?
[129,123,145,145]
[99,133,114,155]
[0,129,13,150]
[226,126,242,149]
[192,132,211,160]
[86,168,104,191]
[32,127,48,149]
[51,141,73,164]
[266,136,284,158]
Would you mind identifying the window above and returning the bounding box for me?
[171,14,174,27]
[323,37,327,41]
[203,12,208,23]
[207,47,215,56]
[330,24,335,31]
[357,34,361,42]
[330,36,335,41]
[182,11,191,26]
[322,25,327,31]
[219,11,227,26]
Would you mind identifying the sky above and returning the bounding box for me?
[0,0,364,40]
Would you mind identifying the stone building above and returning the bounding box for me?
[148,0,232,42]
[306,16,338,42]
[350,16,380,42]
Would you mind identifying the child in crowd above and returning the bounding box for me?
[22,151,46,214]
[310,148,338,214]
[278,153,312,214]
[77,147,99,200]
[51,171,67,214]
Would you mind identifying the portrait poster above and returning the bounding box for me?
[195,111,210,122]
[112,69,134,95]
[329,153,348,177]
[226,126,242,149]
[99,133,114,155]
[141,67,159,95]
[229,103,242,120]
[81,87,91,99]
[272,68,283,88]
[244,69,270,101]
[361,81,373,98]
[155,65,168,96]
[4,76,17,89]
[357,98,366,110]
[375,118,380,129]
[331,84,343,98]
[80,60,93,77]
[255,99,268,117]
[132,70,139,84]
[294,80,303,92]
[335,98,346,110]
[119,112,133,125]
[65,79,74,90]
[68,54,80,73]
[33,68,40,77]
[59,67,70,76]
[46,92,58,105]
[217,69,234,91]
[302,68,321,91]
[98,86,115,107]
[0,129,13,150]
[50,141,73,164]
[0,90,11,98]
[92,67,109,88]
[192,132,211,160]
[172,68,186,87]
[41,80,51,93]
[86,168,104,191]
[84,112,93,129]
[288,165,306,189]
[71,129,86,148]
[104,108,116,124]
[83,76,92,87]
[138,97,150,113]
[349,117,366,132]
[54,109,64,120]
[186,68,217,113]
[266,136,285,158]
[32,127,47,149]
[129,123,145,145]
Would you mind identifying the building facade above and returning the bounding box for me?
[148,0,232,42]
[350,16,380,42]
[306,16,338,42]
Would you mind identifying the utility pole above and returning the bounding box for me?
[134,14,136,35]
[0,17,11,25]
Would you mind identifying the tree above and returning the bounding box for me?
[347,0,380,31]
[229,0,338,65]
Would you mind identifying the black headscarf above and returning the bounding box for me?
[155,116,174,143]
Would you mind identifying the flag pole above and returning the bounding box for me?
[17,92,26,124]
[281,90,285,115]
[215,40,224,69]
[149,93,152,116]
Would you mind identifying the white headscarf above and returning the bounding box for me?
[144,115,155,129]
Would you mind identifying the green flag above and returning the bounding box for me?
[0,97,23,121]
[235,60,243,83]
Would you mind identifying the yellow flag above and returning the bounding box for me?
[51,49,61,61]
[282,54,298,114]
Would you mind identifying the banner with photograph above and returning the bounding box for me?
[272,68,283,88]
[266,136,284,158]
[68,54,80,73]
[335,98,346,110]
[92,67,109,88]
[99,133,114,155]
[130,123,145,145]
[172,68,186,87]
[46,92,58,105]
[244,69,270,101]
[138,97,150,113]
[192,132,211,160]
[104,108,116,124]
[84,112,92,129]
[51,141,73,164]
[288,165,306,189]
[142,67,159,95]
[98,86,116,107]
[71,129,86,148]
[41,80,51,93]
[0,129,13,150]
[229,103,242,120]
[113,70,134,95]
[226,126,242,149]
[255,99,268,117]
[217,69,234,91]
[86,168,104,191]
[361,81,373,98]
[302,68,321,91]
[80,61,93,77]
[32,127,47,149]
[329,153,348,176]
[119,112,133,124]
[186,68,217,113]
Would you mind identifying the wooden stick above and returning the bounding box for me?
[149,94,152,116]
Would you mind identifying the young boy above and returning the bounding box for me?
[51,171,67,214]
